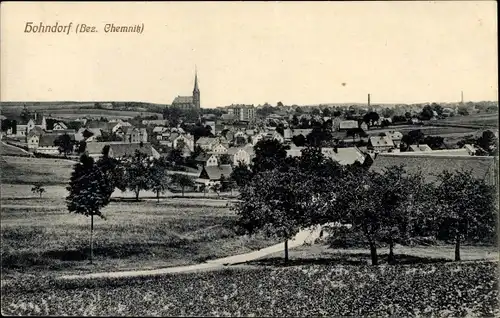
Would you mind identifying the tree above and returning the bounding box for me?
[420,105,434,120]
[292,134,306,147]
[322,108,331,117]
[277,101,284,107]
[252,139,289,173]
[336,170,383,265]
[363,112,380,128]
[54,134,74,156]
[230,162,253,187]
[20,106,31,122]
[477,130,497,155]
[96,145,127,200]
[374,166,424,264]
[211,182,222,197]
[31,184,46,198]
[333,111,342,117]
[234,167,316,263]
[306,125,332,147]
[171,173,194,196]
[149,158,170,202]
[422,136,444,150]
[235,135,247,146]
[401,130,425,150]
[311,108,321,116]
[163,106,183,127]
[433,170,496,261]
[382,108,395,118]
[291,115,299,127]
[66,154,111,264]
[77,141,87,154]
[123,150,151,201]
[219,154,232,165]
[431,102,443,116]
[168,148,184,166]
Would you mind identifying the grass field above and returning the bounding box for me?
[1,261,497,316]
[0,156,75,185]
[438,113,498,128]
[0,199,278,279]
[0,143,32,157]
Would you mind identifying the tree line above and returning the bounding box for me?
[232,140,497,265]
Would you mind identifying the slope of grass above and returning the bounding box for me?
[1,200,278,278]
[0,156,75,185]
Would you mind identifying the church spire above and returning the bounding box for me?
[193,66,199,93]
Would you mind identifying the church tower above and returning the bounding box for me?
[193,68,200,109]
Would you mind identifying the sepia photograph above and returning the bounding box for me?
[1,1,498,316]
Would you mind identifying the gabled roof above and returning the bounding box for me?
[196,137,218,145]
[200,165,233,180]
[53,122,68,129]
[108,143,156,158]
[386,131,403,140]
[27,126,44,137]
[153,126,167,133]
[292,129,313,137]
[409,144,432,152]
[369,153,497,185]
[38,134,63,147]
[321,147,366,165]
[86,121,109,130]
[369,136,395,147]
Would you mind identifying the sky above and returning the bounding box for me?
[1,1,498,107]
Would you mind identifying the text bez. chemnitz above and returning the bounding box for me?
[24,22,145,34]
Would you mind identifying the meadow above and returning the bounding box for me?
[0,156,75,185]
[1,261,497,316]
[1,199,279,279]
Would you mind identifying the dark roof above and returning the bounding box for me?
[195,153,212,162]
[86,121,109,130]
[369,153,497,185]
[200,165,233,180]
[109,143,155,158]
[39,133,75,147]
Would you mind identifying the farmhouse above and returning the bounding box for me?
[228,145,255,166]
[27,133,40,150]
[195,153,219,167]
[36,134,61,155]
[385,131,403,147]
[370,153,497,186]
[211,143,228,154]
[368,136,395,153]
[196,137,219,151]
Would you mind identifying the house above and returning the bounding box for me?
[195,153,219,167]
[196,136,219,151]
[252,131,284,145]
[198,164,233,182]
[369,153,497,186]
[368,136,396,153]
[397,148,472,156]
[121,127,148,143]
[211,143,228,154]
[360,122,368,131]
[173,134,195,152]
[27,133,40,150]
[385,131,403,148]
[230,146,255,166]
[291,129,313,138]
[85,141,160,160]
[35,134,63,155]
[286,145,365,166]
[339,120,359,131]
[52,122,68,131]
[75,128,102,142]
[409,144,433,152]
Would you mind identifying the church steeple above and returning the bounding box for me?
[193,66,200,109]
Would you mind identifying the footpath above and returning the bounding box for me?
[59,225,324,280]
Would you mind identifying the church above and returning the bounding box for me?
[171,70,200,110]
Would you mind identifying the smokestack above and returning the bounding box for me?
[368,94,371,107]
[461,91,464,104]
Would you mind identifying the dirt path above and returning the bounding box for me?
[58,226,323,280]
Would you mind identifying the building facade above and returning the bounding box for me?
[171,70,201,110]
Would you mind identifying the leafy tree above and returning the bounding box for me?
[291,115,299,127]
[374,166,425,264]
[477,130,497,155]
[275,124,285,138]
[77,141,87,154]
[295,107,303,114]
[66,154,111,263]
[230,162,253,187]
[322,108,331,117]
[363,112,380,128]
[123,150,151,201]
[401,130,425,150]
[20,106,31,122]
[235,135,247,146]
[252,139,289,173]
[382,108,395,118]
[149,158,170,202]
[234,167,316,263]
[277,101,284,107]
[54,134,74,156]
[163,106,183,127]
[431,102,443,116]
[219,154,232,165]
[420,105,434,120]
[333,111,342,117]
[96,145,127,200]
[306,125,332,147]
[311,108,321,116]
[292,134,306,147]
[168,148,184,166]
[432,170,497,261]
[211,182,222,197]
[171,173,194,196]
[31,184,46,198]
[299,117,310,129]
[336,170,383,265]
[422,136,444,150]
[404,112,412,119]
